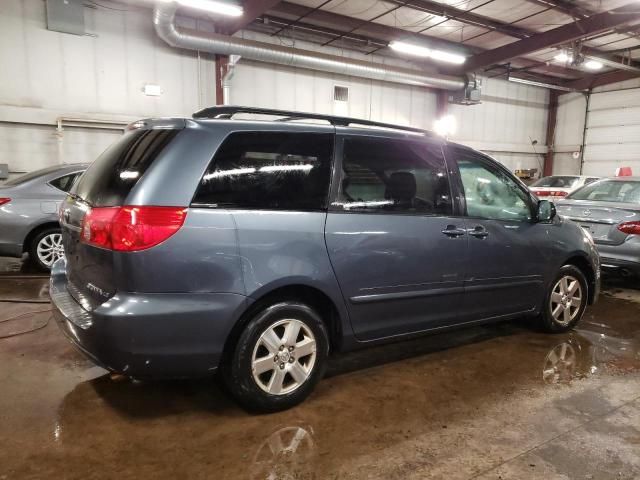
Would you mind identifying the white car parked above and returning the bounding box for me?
[530,175,600,202]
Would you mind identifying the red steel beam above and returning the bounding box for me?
[562,69,640,91]
[221,0,282,34]
[461,4,640,73]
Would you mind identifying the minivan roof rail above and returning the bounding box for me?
[192,105,429,135]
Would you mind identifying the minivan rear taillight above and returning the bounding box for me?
[0,198,11,206]
[618,221,640,236]
[81,206,187,251]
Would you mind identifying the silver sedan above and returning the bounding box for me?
[556,177,640,279]
[0,164,87,270]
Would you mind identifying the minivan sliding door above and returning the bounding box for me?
[325,133,467,341]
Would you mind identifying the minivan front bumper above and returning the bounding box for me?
[50,258,250,378]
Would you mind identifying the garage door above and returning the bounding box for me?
[583,86,640,176]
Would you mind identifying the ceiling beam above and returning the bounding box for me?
[522,0,589,19]
[461,4,640,73]
[386,0,530,39]
[267,2,582,81]
[221,0,282,34]
[562,69,640,91]
[269,1,474,54]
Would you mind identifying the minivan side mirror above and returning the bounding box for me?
[537,199,556,223]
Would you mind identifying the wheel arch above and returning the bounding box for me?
[562,254,597,304]
[22,221,61,253]
[221,282,346,367]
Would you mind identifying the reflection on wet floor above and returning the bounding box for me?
[1,259,640,479]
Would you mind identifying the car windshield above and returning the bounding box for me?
[530,176,579,188]
[568,180,640,204]
[2,166,64,187]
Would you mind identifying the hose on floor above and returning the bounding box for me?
[0,301,51,339]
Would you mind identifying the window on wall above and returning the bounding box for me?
[192,132,333,210]
[455,149,532,222]
[334,137,452,215]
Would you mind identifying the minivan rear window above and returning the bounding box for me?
[72,129,180,207]
[192,132,333,211]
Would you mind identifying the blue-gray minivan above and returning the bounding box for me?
[51,106,600,412]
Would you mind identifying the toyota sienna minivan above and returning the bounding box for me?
[52,106,600,412]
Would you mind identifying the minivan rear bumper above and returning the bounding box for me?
[50,258,250,378]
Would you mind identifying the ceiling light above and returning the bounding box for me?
[433,115,457,137]
[554,52,572,63]
[160,0,243,17]
[389,41,466,65]
[584,60,603,70]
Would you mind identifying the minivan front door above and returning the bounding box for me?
[325,134,467,341]
[449,146,545,321]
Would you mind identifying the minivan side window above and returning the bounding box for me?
[192,132,333,211]
[333,137,452,215]
[456,150,532,222]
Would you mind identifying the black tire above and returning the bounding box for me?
[222,301,329,413]
[539,265,589,333]
[28,227,63,272]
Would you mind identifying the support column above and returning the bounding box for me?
[543,90,559,177]
[215,55,229,105]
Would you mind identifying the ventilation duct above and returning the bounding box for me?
[153,2,467,91]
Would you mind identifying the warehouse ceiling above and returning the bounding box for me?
[228,0,640,90]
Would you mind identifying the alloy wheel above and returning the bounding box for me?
[549,275,583,326]
[251,319,317,395]
[36,233,64,268]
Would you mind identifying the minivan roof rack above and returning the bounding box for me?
[192,105,428,135]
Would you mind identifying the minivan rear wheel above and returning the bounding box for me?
[540,265,588,333]
[223,301,329,412]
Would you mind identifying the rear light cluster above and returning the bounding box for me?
[0,198,11,206]
[618,221,640,236]
[533,190,568,197]
[81,206,187,251]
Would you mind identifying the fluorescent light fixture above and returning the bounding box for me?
[508,76,582,93]
[389,41,466,65]
[584,60,603,70]
[433,115,457,137]
[160,0,243,17]
[554,52,572,63]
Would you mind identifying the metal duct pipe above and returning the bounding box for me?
[153,2,466,91]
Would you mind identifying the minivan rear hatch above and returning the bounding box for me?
[60,125,182,310]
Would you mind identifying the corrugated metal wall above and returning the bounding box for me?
[0,0,216,174]
[553,92,587,175]
[1,0,549,177]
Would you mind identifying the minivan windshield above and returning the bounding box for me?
[530,176,579,188]
[72,128,180,206]
[568,180,640,204]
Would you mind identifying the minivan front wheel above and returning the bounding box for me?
[224,301,329,412]
[540,265,588,333]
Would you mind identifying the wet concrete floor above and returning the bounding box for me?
[1,256,640,479]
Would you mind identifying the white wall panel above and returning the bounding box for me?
[0,0,215,174]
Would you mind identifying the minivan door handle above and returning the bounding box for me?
[467,226,489,239]
[441,225,466,237]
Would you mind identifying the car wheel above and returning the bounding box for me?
[223,301,329,413]
[29,227,64,272]
[540,265,588,333]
